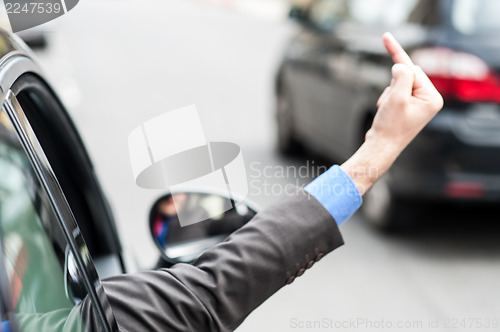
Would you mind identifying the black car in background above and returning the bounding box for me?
[275,0,500,229]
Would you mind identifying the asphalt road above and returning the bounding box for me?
[32,0,500,331]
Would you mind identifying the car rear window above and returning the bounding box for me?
[452,0,500,34]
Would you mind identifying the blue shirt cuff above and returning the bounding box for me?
[304,165,362,226]
[1,321,11,332]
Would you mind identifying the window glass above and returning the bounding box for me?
[452,0,500,34]
[308,0,419,30]
[348,0,385,25]
[349,0,419,26]
[0,116,86,330]
[379,0,419,26]
[309,0,349,31]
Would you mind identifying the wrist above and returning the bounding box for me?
[340,136,402,196]
[364,129,407,156]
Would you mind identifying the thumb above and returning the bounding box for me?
[386,63,414,105]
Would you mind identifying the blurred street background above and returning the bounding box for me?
[12,0,500,330]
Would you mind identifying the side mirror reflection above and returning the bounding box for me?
[149,192,258,267]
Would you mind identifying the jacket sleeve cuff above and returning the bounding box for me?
[304,165,362,225]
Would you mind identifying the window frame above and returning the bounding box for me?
[10,73,123,260]
[0,40,120,331]
[2,90,118,331]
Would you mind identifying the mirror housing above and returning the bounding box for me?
[149,191,258,268]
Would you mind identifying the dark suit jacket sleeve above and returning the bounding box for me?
[98,188,344,331]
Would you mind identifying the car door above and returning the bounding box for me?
[0,93,118,331]
[0,30,121,331]
[309,0,369,158]
[285,0,361,159]
[283,0,344,153]
[8,73,127,279]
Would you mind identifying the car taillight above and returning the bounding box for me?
[411,47,500,103]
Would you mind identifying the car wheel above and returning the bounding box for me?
[276,84,301,155]
[362,172,414,231]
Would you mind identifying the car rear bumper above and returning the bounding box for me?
[389,104,500,202]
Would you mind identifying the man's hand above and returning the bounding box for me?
[341,33,443,195]
[371,32,444,152]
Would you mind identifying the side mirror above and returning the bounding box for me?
[149,191,258,268]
